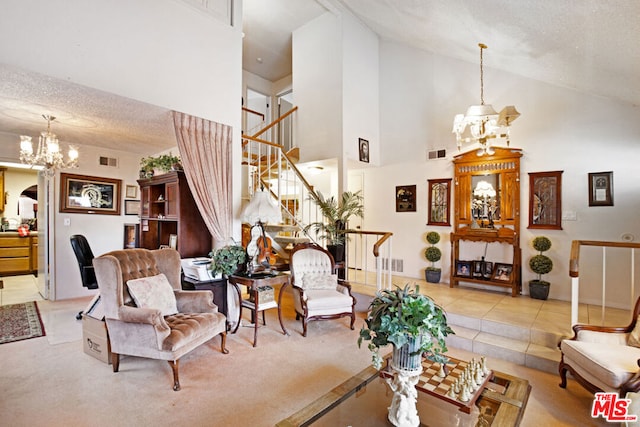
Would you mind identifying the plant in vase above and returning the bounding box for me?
[424,231,442,283]
[140,153,183,178]
[304,190,364,262]
[358,284,454,370]
[358,284,454,427]
[528,236,553,300]
[209,244,247,277]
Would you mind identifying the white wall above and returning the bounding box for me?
[293,12,343,163]
[359,40,640,308]
[0,0,243,300]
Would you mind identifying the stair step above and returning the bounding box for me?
[264,224,301,233]
[274,236,310,246]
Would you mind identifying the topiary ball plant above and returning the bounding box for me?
[424,231,442,283]
[529,236,553,299]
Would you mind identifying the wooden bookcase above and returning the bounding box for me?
[137,171,211,258]
[450,147,522,296]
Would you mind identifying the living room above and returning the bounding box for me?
[1,1,639,425]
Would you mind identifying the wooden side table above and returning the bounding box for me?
[228,273,290,347]
[182,276,230,329]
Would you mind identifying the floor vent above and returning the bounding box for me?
[99,156,118,167]
[427,149,447,160]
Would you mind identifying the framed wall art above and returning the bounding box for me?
[396,185,416,212]
[124,199,141,215]
[358,138,369,163]
[125,185,138,199]
[588,171,613,206]
[427,178,451,226]
[60,173,122,215]
[528,171,563,230]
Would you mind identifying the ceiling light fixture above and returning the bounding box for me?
[452,43,520,156]
[19,115,79,177]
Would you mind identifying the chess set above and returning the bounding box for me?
[381,355,495,414]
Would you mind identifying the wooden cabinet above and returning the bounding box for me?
[0,233,37,275]
[137,171,211,258]
[450,147,522,296]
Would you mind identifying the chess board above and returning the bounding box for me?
[381,356,494,414]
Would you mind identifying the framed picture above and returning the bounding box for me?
[168,234,178,250]
[483,261,494,280]
[493,263,513,281]
[124,199,140,215]
[396,185,416,212]
[60,173,122,215]
[455,260,472,277]
[588,171,613,206]
[528,171,563,230]
[427,178,451,226]
[125,185,138,199]
[472,260,484,278]
[358,138,369,163]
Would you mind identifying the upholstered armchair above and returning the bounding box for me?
[93,248,228,391]
[559,297,640,396]
[289,243,356,337]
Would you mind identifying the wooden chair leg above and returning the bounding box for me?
[111,353,120,372]
[349,312,355,330]
[220,332,229,354]
[302,318,308,337]
[168,360,180,391]
[262,310,266,325]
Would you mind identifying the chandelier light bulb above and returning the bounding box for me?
[19,114,79,175]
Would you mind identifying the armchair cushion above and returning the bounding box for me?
[302,273,339,290]
[561,339,640,390]
[304,289,354,311]
[127,274,178,316]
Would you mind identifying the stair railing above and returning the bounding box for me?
[344,230,393,291]
[569,240,640,327]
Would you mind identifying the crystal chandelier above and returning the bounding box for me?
[20,115,79,177]
[452,43,520,156]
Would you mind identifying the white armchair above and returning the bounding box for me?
[289,243,356,336]
[559,297,640,396]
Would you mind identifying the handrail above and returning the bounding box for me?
[346,230,393,257]
[570,240,640,277]
[242,106,265,121]
[250,106,298,139]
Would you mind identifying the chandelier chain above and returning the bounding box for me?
[479,43,487,105]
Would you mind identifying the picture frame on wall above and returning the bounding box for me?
[528,171,563,230]
[125,185,138,199]
[60,173,122,215]
[358,138,369,163]
[427,178,451,226]
[396,185,416,212]
[124,199,140,215]
[588,171,614,206]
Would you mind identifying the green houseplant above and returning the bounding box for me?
[209,244,247,277]
[140,153,182,178]
[358,284,454,370]
[304,190,364,262]
[528,236,553,300]
[424,231,442,283]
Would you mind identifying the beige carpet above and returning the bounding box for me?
[0,286,609,426]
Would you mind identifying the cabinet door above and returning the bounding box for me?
[455,176,471,223]
[165,182,178,218]
[141,186,150,217]
[501,172,519,223]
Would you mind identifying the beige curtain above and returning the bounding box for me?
[172,111,232,249]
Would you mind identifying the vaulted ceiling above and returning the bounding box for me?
[1,0,637,160]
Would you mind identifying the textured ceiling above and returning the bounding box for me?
[1,0,637,163]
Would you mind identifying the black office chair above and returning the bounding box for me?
[70,234,98,319]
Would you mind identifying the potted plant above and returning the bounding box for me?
[424,231,442,283]
[529,236,553,300]
[209,244,247,277]
[140,153,182,178]
[358,284,454,370]
[304,190,364,262]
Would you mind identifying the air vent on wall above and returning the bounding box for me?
[99,156,118,167]
[427,149,447,160]
[382,258,404,272]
